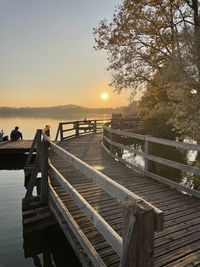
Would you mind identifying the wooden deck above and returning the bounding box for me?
[49,133,200,267]
[0,140,33,154]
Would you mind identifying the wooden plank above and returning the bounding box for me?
[120,200,154,267]
[26,130,40,165]
[147,135,200,152]
[155,230,200,257]
[49,184,107,267]
[154,239,200,266]
[103,125,145,141]
[164,249,200,267]
[23,211,53,224]
[50,164,123,256]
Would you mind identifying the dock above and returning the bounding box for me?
[0,140,33,154]
[19,119,200,266]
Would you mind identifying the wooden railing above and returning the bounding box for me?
[24,126,164,267]
[55,119,110,141]
[103,122,200,199]
[23,129,49,208]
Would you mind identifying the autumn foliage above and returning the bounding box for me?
[94,0,200,140]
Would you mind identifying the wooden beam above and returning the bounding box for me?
[40,140,49,204]
[103,125,145,141]
[103,124,200,151]
[24,165,39,202]
[120,200,154,267]
[26,130,41,165]
[144,137,149,172]
[49,185,107,267]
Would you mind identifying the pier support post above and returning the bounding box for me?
[120,200,154,267]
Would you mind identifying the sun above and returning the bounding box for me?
[101,92,109,100]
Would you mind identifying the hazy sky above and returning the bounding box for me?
[0,0,130,108]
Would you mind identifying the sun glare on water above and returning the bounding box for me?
[101,92,109,100]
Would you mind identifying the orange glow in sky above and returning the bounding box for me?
[0,0,129,108]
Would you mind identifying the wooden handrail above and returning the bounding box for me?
[103,135,200,176]
[49,184,107,267]
[23,128,49,207]
[55,119,111,141]
[103,124,200,151]
[102,124,200,199]
[49,163,123,256]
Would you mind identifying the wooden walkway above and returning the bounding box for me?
[49,133,200,267]
[0,140,33,154]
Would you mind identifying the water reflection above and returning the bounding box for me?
[23,225,81,267]
[110,135,200,189]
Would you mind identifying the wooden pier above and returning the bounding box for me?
[22,119,200,266]
[0,140,33,154]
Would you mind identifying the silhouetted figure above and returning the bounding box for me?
[43,125,50,137]
[0,130,3,141]
[10,126,23,141]
[0,129,8,141]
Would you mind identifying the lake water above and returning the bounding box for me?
[0,117,92,267]
[0,117,75,140]
[0,116,110,140]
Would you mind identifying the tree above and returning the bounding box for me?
[94,0,197,94]
[94,0,200,140]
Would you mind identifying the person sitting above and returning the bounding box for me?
[0,129,8,141]
[10,126,23,141]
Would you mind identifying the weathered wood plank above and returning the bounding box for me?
[120,200,154,267]
[50,164,123,256]
[49,184,107,267]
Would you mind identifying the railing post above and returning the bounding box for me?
[40,140,49,204]
[144,136,149,172]
[60,123,64,141]
[145,136,155,174]
[94,120,97,133]
[110,130,113,153]
[36,129,42,165]
[55,123,60,141]
[74,121,79,137]
[120,200,154,267]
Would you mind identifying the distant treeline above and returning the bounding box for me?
[0,105,132,119]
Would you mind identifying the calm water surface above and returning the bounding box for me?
[0,116,109,140]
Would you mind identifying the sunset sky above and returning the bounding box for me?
[0,0,130,108]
